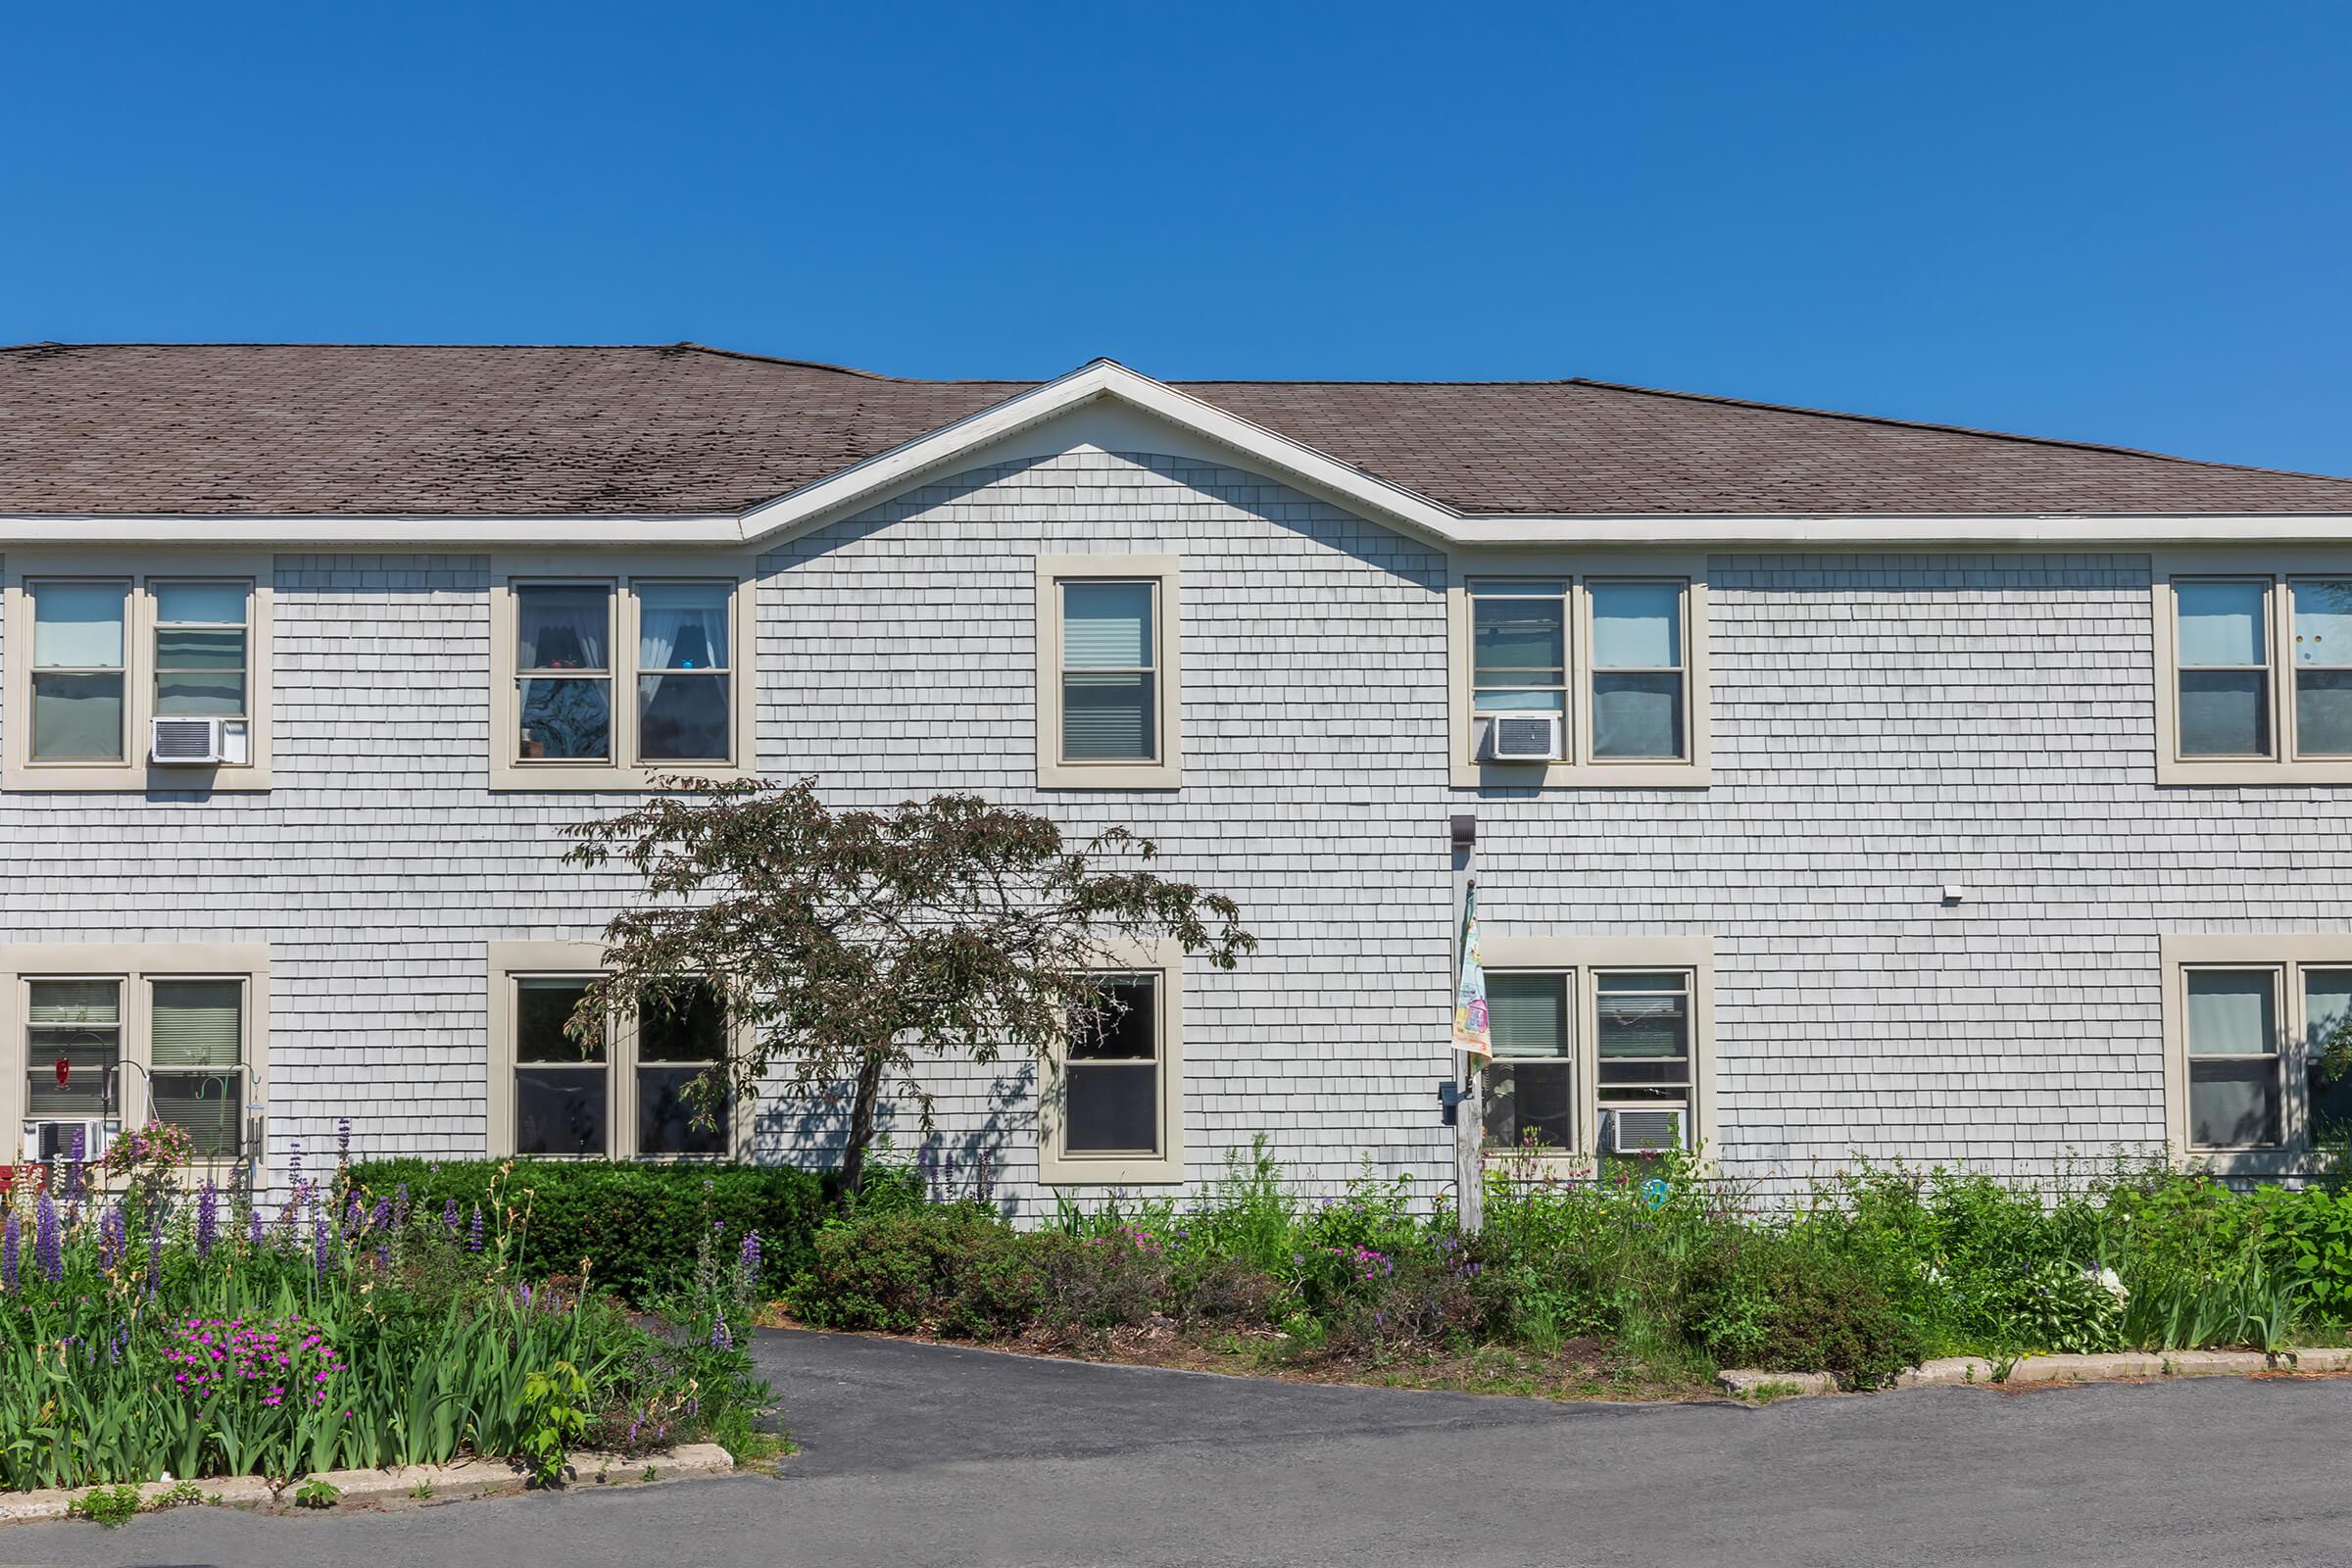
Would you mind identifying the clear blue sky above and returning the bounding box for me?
[5,1,2348,474]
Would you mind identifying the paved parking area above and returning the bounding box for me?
[7,1329,2350,1566]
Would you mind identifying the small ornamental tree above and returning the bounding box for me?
[562,778,1255,1196]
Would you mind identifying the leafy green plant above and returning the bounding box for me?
[518,1360,592,1486]
[293,1477,341,1509]
[68,1484,146,1528]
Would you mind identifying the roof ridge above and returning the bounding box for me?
[1562,377,2352,483]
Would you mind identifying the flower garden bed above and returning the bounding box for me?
[780,1139,2352,1396]
[0,1125,776,1500]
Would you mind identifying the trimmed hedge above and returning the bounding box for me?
[346,1158,838,1304]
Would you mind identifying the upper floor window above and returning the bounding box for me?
[1449,559,1708,789]
[1034,555,1182,790]
[489,562,752,791]
[2156,563,2352,783]
[5,564,271,791]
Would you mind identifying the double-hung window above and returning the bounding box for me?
[2,946,268,1171]
[5,564,270,789]
[1040,941,1185,1184]
[1452,562,1708,786]
[1476,937,1712,1166]
[2157,563,2352,782]
[491,564,752,789]
[488,944,735,1159]
[1035,556,1181,789]
[2165,936,2352,1168]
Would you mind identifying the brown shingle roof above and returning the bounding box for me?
[2,341,2348,516]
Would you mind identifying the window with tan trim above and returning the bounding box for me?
[1038,938,1185,1184]
[1446,554,1710,788]
[483,942,742,1160]
[3,556,273,791]
[2161,934,2352,1173]
[0,944,270,1175]
[1474,935,1714,1168]
[2153,557,2352,784]
[487,557,756,791]
[1033,555,1182,789]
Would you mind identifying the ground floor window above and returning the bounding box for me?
[2167,936,2352,1167]
[1476,936,1712,1163]
[488,943,734,1161]
[1039,940,1185,1186]
[2,946,267,1169]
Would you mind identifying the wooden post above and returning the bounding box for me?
[1450,814,1482,1235]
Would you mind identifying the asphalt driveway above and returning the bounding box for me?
[7,1328,2351,1567]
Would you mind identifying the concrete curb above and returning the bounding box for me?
[1722,1347,2352,1398]
[0,1444,736,1527]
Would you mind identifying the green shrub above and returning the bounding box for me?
[347,1158,847,1304]
[1690,1231,1926,1389]
[788,1204,1047,1339]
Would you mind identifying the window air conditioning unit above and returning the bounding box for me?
[1607,1105,1687,1155]
[22,1118,108,1164]
[151,716,249,765]
[1487,712,1563,762]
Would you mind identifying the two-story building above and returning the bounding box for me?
[5,341,2351,1205]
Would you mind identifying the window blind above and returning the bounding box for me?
[151,981,241,1067]
[1488,973,1567,1058]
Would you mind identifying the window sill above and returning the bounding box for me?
[1038,1150,1185,1186]
[3,760,272,792]
[1035,760,1182,791]
[2156,758,2352,787]
[487,760,755,793]
[1481,1150,1594,1181]
[1451,757,1708,790]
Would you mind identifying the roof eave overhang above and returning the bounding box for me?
[2,359,2351,548]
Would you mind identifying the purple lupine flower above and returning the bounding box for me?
[249,1204,266,1250]
[313,1214,332,1279]
[710,1316,734,1351]
[442,1197,459,1237]
[369,1197,392,1232]
[99,1205,126,1272]
[738,1230,763,1290]
[376,1241,391,1275]
[466,1202,485,1253]
[196,1182,220,1261]
[145,1228,163,1296]
[336,1116,352,1160]
[64,1125,86,1201]
[35,1194,63,1284]
[345,1197,365,1235]
[1,1209,18,1291]
[393,1182,411,1229]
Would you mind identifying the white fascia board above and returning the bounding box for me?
[1449,514,2352,547]
[0,514,748,547]
[736,360,1468,550]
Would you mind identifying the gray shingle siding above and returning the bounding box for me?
[0,453,2341,1202]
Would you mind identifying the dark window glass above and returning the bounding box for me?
[1066,975,1159,1153]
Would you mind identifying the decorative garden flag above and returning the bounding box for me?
[1452,881,1491,1057]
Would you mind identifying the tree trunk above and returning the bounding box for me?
[840,1048,888,1199]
